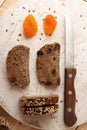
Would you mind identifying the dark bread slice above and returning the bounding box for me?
[21,104,59,115]
[19,94,58,107]
[36,43,60,87]
[6,45,30,88]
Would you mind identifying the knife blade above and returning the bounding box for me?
[64,14,77,127]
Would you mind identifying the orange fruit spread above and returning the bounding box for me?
[23,14,38,37]
[43,14,57,35]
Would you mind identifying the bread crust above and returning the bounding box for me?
[36,43,60,87]
[6,45,30,88]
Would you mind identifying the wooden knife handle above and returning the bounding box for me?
[64,68,77,127]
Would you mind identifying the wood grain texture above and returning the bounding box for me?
[0,106,40,130]
[0,0,87,130]
[0,0,18,15]
[64,68,77,126]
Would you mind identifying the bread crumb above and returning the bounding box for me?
[32,10,35,12]
[39,38,42,40]
[28,10,31,13]
[17,39,19,41]
[22,7,26,9]
[76,99,78,103]
[53,10,56,13]
[55,16,57,19]
[12,23,14,25]
[62,2,65,6]
[11,13,13,16]
[80,14,83,17]
[49,8,51,10]
[19,122,22,125]
[18,33,22,36]
[6,29,8,32]
[60,100,63,103]
[41,33,43,36]
[83,27,86,29]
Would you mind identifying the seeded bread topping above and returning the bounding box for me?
[19,94,59,115]
[22,104,59,115]
[19,94,58,107]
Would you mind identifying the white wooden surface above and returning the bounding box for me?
[0,2,87,129]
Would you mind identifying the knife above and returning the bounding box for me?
[64,14,77,126]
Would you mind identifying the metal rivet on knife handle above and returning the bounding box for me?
[68,90,72,95]
[68,73,73,78]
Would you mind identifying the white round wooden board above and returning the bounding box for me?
[0,0,87,129]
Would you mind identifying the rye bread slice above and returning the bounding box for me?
[36,43,60,87]
[19,94,59,107]
[21,104,59,115]
[6,45,30,88]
